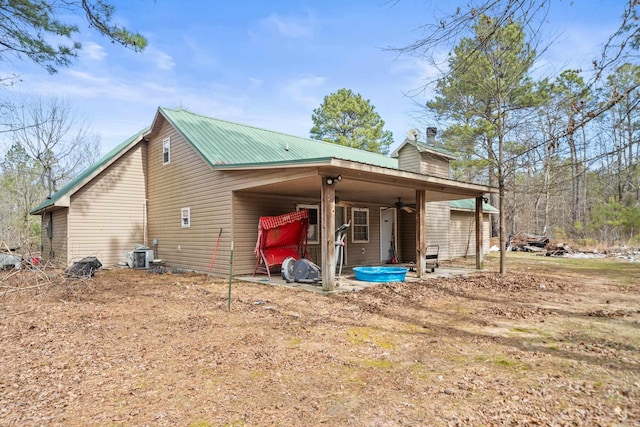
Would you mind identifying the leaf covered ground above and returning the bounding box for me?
[1,254,639,426]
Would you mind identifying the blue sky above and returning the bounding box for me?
[0,0,628,155]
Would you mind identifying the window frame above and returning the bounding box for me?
[297,204,319,244]
[351,207,369,243]
[162,137,171,165]
[181,207,191,228]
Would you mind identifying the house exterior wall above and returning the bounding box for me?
[393,205,493,263]
[67,144,148,266]
[344,204,381,267]
[40,208,68,266]
[146,120,234,275]
[426,201,451,261]
[449,211,492,258]
[397,210,416,264]
[420,153,449,178]
[396,144,421,173]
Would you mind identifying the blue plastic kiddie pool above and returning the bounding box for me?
[353,266,409,282]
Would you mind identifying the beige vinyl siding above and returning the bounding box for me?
[397,211,416,263]
[426,201,450,261]
[146,121,320,276]
[397,145,420,173]
[450,210,475,258]
[67,144,147,266]
[343,205,381,267]
[420,153,449,178]
[40,208,68,266]
[450,211,492,258]
[147,122,231,275]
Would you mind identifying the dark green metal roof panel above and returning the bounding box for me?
[159,107,398,169]
[449,198,499,213]
[30,128,148,214]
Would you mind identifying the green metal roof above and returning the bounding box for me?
[416,140,457,158]
[159,107,398,169]
[449,198,499,213]
[30,108,401,215]
[390,138,457,160]
[30,128,148,214]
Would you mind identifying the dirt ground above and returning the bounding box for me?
[1,253,639,426]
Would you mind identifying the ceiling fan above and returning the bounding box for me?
[386,198,415,213]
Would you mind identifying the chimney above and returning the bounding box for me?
[426,127,437,144]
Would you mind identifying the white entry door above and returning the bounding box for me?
[379,208,397,263]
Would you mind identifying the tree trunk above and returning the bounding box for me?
[567,121,579,228]
[498,97,506,275]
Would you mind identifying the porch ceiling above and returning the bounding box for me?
[242,175,417,206]
[233,162,493,206]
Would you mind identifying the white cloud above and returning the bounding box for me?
[281,75,326,108]
[82,41,107,61]
[144,47,176,71]
[263,12,314,38]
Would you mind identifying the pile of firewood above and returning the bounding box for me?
[507,232,550,252]
[544,242,573,256]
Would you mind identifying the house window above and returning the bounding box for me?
[297,204,319,244]
[352,208,369,243]
[162,137,171,165]
[181,207,190,228]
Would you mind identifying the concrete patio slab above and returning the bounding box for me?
[236,265,481,294]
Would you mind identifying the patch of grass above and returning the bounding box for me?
[474,354,530,371]
[347,327,396,350]
[448,355,471,365]
[410,363,431,382]
[288,338,302,347]
[502,252,640,285]
[250,370,267,379]
[362,359,394,369]
[338,364,367,387]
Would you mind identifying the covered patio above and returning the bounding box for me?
[231,158,495,291]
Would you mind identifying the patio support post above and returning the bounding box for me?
[415,189,426,278]
[475,196,484,270]
[321,177,336,291]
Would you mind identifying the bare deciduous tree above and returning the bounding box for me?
[9,96,101,198]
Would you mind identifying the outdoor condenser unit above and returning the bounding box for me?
[133,249,154,269]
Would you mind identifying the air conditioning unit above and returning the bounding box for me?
[133,249,154,269]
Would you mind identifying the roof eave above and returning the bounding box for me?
[214,157,497,196]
